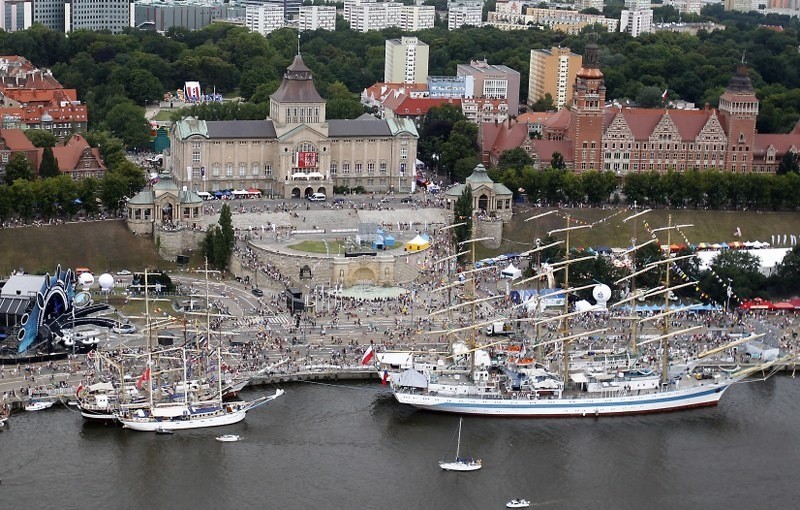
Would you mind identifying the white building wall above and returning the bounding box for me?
[245,3,284,36]
[448,5,482,30]
[299,5,336,31]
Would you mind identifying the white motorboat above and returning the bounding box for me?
[215,434,241,442]
[155,427,174,435]
[439,418,482,472]
[25,400,55,411]
[506,499,530,508]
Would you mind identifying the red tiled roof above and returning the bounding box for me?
[390,97,461,116]
[543,108,571,130]
[753,133,800,156]
[364,82,428,102]
[0,104,88,124]
[531,139,574,164]
[0,128,35,150]
[50,134,105,172]
[517,112,553,123]
[480,121,528,162]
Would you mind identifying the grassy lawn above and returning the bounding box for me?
[288,239,403,254]
[0,220,173,276]
[479,207,800,259]
[152,110,174,121]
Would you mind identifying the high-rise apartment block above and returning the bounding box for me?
[447,1,483,30]
[384,36,429,85]
[528,47,581,109]
[344,0,433,32]
[245,3,285,36]
[299,5,336,31]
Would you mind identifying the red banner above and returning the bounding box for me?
[296,151,318,168]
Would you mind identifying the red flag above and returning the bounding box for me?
[381,370,389,385]
[361,346,374,366]
[76,384,84,397]
[136,367,151,389]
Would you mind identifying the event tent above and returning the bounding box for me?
[405,234,431,252]
[501,263,522,280]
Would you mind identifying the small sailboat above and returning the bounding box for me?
[215,434,241,442]
[439,417,481,471]
[506,499,531,508]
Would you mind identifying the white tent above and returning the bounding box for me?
[501,263,522,280]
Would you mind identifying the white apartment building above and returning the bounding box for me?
[65,0,133,33]
[385,36,429,85]
[448,4,483,30]
[620,7,653,37]
[665,0,703,14]
[574,0,604,10]
[344,0,402,32]
[298,5,336,31]
[245,2,284,36]
[401,5,434,31]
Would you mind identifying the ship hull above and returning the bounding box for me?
[118,409,247,431]
[393,383,732,417]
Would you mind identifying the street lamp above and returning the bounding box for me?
[726,278,733,313]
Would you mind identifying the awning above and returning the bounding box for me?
[307,172,324,179]
[570,372,589,384]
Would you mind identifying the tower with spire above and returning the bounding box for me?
[269,51,327,128]
[718,61,758,173]
[568,32,606,173]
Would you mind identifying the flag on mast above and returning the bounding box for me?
[662,88,668,100]
[361,345,375,365]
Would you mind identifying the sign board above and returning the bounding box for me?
[296,151,318,168]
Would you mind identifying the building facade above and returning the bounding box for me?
[400,5,434,30]
[32,0,64,31]
[457,59,520,115]
[428,75,474,99]
[65,0,134,33]
[134,2,247,32]
[519,34,800,175]
[245,2,284,36]
[528,47,582,109]
[384,36,429,85]
[447,4,483,30]
[299,5,336,31]
[170,55,419,197]
[0,0,32,32]
[620,3,653,38]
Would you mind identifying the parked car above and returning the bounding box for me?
[307,193,326,202]
[251,288,264,297]
[333,197,345,205]
[116,269,132,276]
[400,197,414,204]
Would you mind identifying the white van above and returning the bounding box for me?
[307,193,326,202]
[196,191,213,201]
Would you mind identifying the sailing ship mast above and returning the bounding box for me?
[648,215,693,386]
[547,214,591,383]
[622,208,652,356]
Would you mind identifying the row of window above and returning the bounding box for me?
[603,152,745,162]
[604,141,748,151]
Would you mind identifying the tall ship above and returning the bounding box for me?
[390,214,791,417]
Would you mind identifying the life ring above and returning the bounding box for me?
[20,313,29,326]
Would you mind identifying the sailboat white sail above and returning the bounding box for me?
[439,417,482,471]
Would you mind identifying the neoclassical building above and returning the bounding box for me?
[169,54,419,197]
[445,163,514,222]
[127,176,204,236]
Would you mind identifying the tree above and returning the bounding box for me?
[39,147,60,179]
[326,98,366,119]
[530,93,555,112]
[102,101,152,149]
[204,203,235,270]
[496,148,533,173]
[766,245,800,296]
[550,152,565,171]
[24,129,57,148]
[636,85,667,108]
[452,186,473,255]
[4,152,33,184]
[701,250,766,303]
[777,150,799,175]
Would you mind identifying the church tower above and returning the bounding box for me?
[568,33,606,173]
[718,63,758,173]
[269,53,327,129]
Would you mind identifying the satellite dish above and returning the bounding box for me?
[98,273,114,291]
[593,284,612,304]
[78,272,94,288]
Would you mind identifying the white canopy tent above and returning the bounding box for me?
[501,263,522,280]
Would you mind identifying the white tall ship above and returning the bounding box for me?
[391,215,790,418]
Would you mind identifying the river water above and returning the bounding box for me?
[2,376,798,509]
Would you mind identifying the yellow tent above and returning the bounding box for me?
[405,234,431,252]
